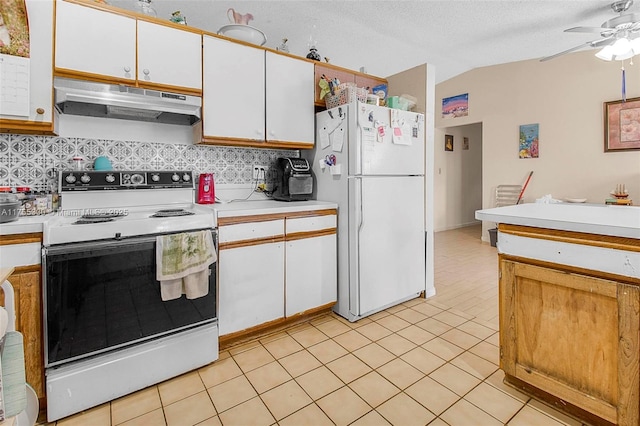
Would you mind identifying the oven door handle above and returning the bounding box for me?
[43,228,218,256]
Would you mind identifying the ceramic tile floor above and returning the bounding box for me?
[45,225,586,426]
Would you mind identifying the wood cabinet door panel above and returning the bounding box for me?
[500,258,639,424]
[55,0,136,80]
[2,269,43,399]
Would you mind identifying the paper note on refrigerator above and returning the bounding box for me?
[319,125,330,149]
[331,124,345,152]
[392,125,412,146]
[361,126,376,144]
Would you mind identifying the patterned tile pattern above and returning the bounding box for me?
[0,134,297,191]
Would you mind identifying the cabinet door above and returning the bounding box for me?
[202,36,265,141]
[55,0,136,82]
[137,21,202,92]
[218,242,284,336]
[3,268,43,401]
[286,234,337,316]
[500,259,636,424]
[0,0,54,132]
[265,52,314,146]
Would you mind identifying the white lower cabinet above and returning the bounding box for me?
[218,242,284,336]
[285,215,337,317]
[218,219,284,336]
[218,210,337,338]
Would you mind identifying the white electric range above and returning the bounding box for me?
[42,170,219,422]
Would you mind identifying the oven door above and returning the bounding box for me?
[43,228,217,368]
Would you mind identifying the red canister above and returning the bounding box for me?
[197,173,215,204]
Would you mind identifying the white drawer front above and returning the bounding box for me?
[286,215,336,234]
[219,219,284,243]
[0,243,41,267]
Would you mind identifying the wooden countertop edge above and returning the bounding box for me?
[0,233,43,246]
[218,209,337,226]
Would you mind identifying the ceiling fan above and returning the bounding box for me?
[541,0,640,62]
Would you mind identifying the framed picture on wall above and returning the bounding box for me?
[445,134,454,151]
[604,98,640,152]
[463,137,469,150]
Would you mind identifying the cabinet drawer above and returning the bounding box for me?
[219,219,284,243]
[286,215,336,234]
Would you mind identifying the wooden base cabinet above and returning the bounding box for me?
[500,257,639,425]
[4,267,44,403]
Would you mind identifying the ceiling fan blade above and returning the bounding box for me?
[540,37,613,62]
[565,26,609,33]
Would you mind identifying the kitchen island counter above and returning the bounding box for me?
[476,202,640,239]
[475,203,640,425]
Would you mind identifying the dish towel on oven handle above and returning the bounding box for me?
[156,230,217,301]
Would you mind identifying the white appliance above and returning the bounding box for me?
[306,102,426,321]
[42,171,218,421]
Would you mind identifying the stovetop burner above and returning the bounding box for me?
[82,212,127,220]
[150,209,196,218]
[73,217,117,225]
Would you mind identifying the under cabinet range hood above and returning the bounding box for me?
[54,78,201,126]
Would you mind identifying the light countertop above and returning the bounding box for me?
[476,203,640,239]
[0,215,50,236]
[210,200,338,218]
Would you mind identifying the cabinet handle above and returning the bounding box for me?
[124,66,131,73]
[36,108,45,115]
[143,69,150,75]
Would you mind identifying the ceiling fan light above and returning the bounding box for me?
[612,37,632,55]
[631,38,640,54]
[614,50,635,60]
[596,45,615,60]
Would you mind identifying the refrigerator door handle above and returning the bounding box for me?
[355,178,364,233]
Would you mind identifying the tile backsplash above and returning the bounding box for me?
[0,134,297,192]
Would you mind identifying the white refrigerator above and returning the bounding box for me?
[305,101,426,322]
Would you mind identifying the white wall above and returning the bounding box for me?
[435,50,640,241]
[434,123,482,231]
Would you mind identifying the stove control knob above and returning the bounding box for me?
[172,173,180,182]
[130,173,144,185]
[80,173,91,184]
[105,174,116,183]
[65,174,76,184]
[151,173,161,182]
[182,173,191,182]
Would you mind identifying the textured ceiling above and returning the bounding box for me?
[110,0,629,83]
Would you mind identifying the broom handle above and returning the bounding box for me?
[517,171,534,204]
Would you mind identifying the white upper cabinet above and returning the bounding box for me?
[265,52,314,146]
[55,0,202,92]
[202,36,265,141]
[0,0,55,133]
[137,21,202,91]
[55,0,136,82]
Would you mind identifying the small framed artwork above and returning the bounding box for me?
[442,93,469,118]
[519,123,539,158]
[462,137,469,150]
[604,98,640,152]
[445,134,454,151]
